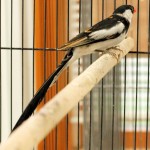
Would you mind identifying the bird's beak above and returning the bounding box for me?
[134,9,136,13]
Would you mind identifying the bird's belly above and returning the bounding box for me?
[74,34,125,57]
[91,36,124,50]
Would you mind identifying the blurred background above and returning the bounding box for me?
[0,0,150,150]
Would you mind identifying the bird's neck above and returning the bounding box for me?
[114,13,132,23]
[112,14,130,33]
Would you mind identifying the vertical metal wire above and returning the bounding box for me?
[66,0,69,149]
[89,1,93,149]
[32,1,35,149]
[33,0,35,106]
[10,0,13,130]
[43,0,47,149]
[21,0,24,113]
[55,0,58,149]
[77,42,80,149]
[111,1,116,150]
[122,35,127,149]
[111,58,115,150]
[146,1,150,149]
[43,0,47,104]
[100,1,104,150]
[134,1,140,150]
[77,1,81,149]
[55,23,58,150]
[0,0,1,141]
[123,1,128,149]
[122,54,127,150]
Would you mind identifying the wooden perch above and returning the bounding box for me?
[0,37,134,150]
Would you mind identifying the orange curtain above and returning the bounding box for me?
[34,0,73,149]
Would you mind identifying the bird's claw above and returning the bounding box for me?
[103,51,119,61]
[106,46,123,62]
[96,46,123,62]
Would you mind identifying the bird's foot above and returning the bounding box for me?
[95,46,123,62]
[104,46,123,62]
[95,46,123,63]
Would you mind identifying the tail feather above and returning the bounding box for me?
[12,49,74,132]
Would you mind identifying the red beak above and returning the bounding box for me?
[134,9,136,13]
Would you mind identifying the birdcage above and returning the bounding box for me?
[0,0,149,150]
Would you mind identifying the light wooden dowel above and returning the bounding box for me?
[0,37,134,150]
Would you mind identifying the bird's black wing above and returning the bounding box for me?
[59,15,127,50]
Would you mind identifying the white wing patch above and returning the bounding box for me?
[89,22,124,40]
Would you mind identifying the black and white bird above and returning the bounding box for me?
[12,5,135,131]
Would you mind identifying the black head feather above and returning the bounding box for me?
[113,5,135,14]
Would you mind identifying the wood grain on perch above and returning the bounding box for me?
[0,37,134,150]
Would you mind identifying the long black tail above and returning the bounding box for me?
[12,49,73,132]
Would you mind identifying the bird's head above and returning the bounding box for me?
[113,5,136,23]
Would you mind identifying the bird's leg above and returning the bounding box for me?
[94,49,104,57]
[106,45,123,53]
[95,48,118,59]
[106,46,124,62]
[94,49,104,53]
